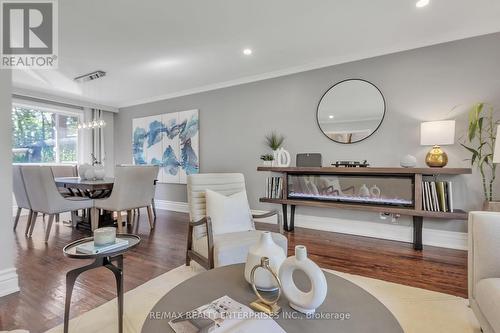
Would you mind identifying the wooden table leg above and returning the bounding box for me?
[413,216,423,250]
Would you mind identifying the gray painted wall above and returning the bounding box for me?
[0,70,17,295]
[115,33,500,233]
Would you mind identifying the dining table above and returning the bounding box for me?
[54,177,115,199]
[55,177,116,230]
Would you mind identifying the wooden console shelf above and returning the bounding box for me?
[258,166,471,250]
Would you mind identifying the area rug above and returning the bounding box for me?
[43,265,480,333]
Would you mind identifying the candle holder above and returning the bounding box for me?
[249,257,282,315]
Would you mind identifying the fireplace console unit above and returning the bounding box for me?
[257,166,471,250]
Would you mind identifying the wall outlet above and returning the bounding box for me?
[391,213,401,224]
[379,212,391,220]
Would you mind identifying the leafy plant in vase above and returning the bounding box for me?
[265,131,290,167]
[461,103,499,210]
[260,154,274,167]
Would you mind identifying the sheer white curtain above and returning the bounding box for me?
[79,108,114,176]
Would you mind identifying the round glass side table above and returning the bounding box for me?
[62,234,140,333]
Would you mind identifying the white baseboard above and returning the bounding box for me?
[154,200,189,213]
[155,200,468,250]
[0,268,19,298]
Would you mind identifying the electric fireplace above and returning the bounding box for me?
[287,174,414,207]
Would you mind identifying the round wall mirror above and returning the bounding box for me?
[317,79,386,144]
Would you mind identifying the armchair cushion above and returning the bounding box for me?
[475,278,500,333]
[193,230,287,267]
[206,189,254,235]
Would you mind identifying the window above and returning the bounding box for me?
[12,105,80,164]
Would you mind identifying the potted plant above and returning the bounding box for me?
[260,154,274,166]
[265,131,290,166]
[461,103,499,210]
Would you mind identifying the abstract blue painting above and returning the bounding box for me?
[132,109,199,184]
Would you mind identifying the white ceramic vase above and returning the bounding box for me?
[84,167,96,180]
[94,165,106,180]
[279,245,327,314]
[272,148,291,167]
[78,163,91,180]
[244,231,286,291]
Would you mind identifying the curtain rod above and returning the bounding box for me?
[12,94,85,110]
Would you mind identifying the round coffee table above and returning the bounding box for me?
[63,234,140,333]
[141,264,403,332]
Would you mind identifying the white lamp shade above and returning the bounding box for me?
[420,120,456,146]
[493,125,500,163]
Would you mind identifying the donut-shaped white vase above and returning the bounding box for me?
[278,245,327,314]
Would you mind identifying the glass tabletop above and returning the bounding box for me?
[63,234,140,259]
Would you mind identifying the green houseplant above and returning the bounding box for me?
[265,131,285,150]
[461,103,499,208]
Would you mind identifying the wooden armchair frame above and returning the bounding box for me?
[185,210,283,269]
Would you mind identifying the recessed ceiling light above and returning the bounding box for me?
[416,0,429,8]
[243,48,253,55]
[329,115,334,119]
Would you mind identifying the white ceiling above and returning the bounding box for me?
[12,0,500,109]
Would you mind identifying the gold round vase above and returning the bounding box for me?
[425,145,448,167]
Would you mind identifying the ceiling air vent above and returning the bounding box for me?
[74,70,106,82]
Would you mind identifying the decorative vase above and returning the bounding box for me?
[84,167,96,180]
[279,245,327,314]
[358,184,370,197]
[94,165,106,180]
[78,163,91,179]
[400,154,417,168]
[483,201,500,212]
[273,148,291,167]
[244,231,286,291]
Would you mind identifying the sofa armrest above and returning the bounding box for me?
[468,211,500,300]
[252,210,283,234]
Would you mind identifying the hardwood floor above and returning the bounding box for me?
[0,210,467,332]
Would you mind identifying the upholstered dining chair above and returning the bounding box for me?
[93,165,159,233]
[21,166,94,242]
[186,173,287,270]
[12,165,32,234]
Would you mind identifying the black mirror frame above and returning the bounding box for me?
[316,78,386,144]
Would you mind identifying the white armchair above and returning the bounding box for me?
[186,173,287,269]
[93,165,159,233]
[469,211,500,333]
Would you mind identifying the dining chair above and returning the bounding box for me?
[50,164,79,221]
[93,165,159,233]
[21,166,94,242]
[12,165,32,234]
[117,164,158,219]
[186,173,286,269]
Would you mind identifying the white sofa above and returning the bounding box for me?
[469,211,500,333]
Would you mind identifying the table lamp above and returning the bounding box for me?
[420,120,455,167]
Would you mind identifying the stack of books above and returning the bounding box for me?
[422,181,454,212]
[265,177,283,199]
